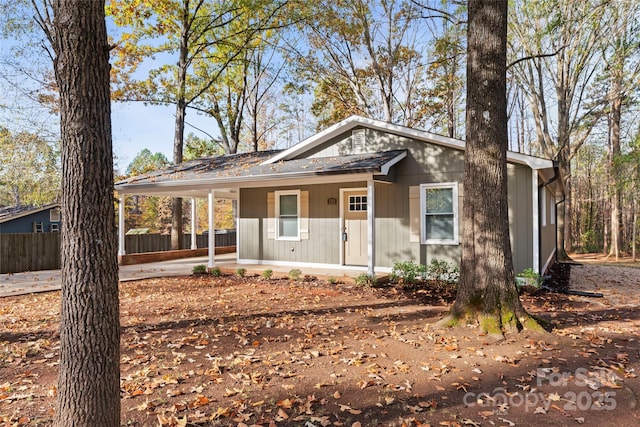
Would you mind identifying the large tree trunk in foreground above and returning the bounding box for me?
[51,0,121,424]
[438,0,540,337]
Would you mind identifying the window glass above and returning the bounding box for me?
[278,193,298,238]
[426,188,453,214]
[280,194,297,216]
[50,208,61,222]
[348,195,367,212]
[421,184,458,244]
[425,215,454,240]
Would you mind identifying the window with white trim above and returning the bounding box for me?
[276,190,300,240]
[420,183,459,244]
[50,208,61,222]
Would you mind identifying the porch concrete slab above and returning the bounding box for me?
[0,253,381,298]
[0,254,229,298]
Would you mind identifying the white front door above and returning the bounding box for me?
[343,190,368,266]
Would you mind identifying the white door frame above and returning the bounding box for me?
[339,187,368,266]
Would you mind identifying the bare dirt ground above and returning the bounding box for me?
[1,254,640,426]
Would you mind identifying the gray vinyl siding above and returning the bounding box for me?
[239,183,360,264]
[306,127,466,267]
[374,169,463,269]
[239,127,539,272]
[366,129,465,267]
[507,164,533,274]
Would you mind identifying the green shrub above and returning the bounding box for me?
[515,268,541,289]
[288,268,302,281]
[235,267,246,278]
[355,273,376,287]
[192,264,207,274]
[425,259,459,285]
[517,268,540,279]
[390,260,426,284]
[210,267,222,277]
[262,269,273,280]
[327,276,337,285]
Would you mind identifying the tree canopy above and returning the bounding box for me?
[1,0,639,256]
[0,127,60,206]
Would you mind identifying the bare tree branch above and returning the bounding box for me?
[507,45,567,70]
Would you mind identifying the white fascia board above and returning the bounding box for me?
[506,151,553,170]
[380,151,407,175]
[115,172,376,197]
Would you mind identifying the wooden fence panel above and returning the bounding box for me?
[0,230,236,273]
[125,230,236,254]
[0,233,61,274]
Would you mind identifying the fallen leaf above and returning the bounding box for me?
[277,408,289,420]
[547,392,561,401]
[277,398,295,409]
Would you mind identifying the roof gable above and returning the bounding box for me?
[0,203,60,224]
[263,115,553,170]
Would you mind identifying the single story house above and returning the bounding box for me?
[0,203,61,234]
[114,116,564,276]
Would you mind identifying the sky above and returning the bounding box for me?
[111,102,180,170]
[0,63,216,174]
[0,19,220,173]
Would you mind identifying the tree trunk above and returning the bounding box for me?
[171,98,184,249]
[438,0,540,337]
[171,6,190,251]
[633,196,637,262]
[51,0,120,425]
[608,63,623,259]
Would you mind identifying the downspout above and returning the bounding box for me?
[539,161,560,272]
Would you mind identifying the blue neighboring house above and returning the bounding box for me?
[0,203,61,234]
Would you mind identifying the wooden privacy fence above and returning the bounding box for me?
[0,230,236,274]
[125,230,236,254]
[0,232,62,274]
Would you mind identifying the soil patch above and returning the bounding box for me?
[2,259,640,426]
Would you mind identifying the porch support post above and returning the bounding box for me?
[191,197,197,250]
[367,180,375,277]
[208,190,216,269]
[118,193,126,257]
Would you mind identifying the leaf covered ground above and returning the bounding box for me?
[1,256,640,426]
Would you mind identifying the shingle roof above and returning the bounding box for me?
[0,203,60,223]
[118,150,281,185]
[115,149,407,188]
